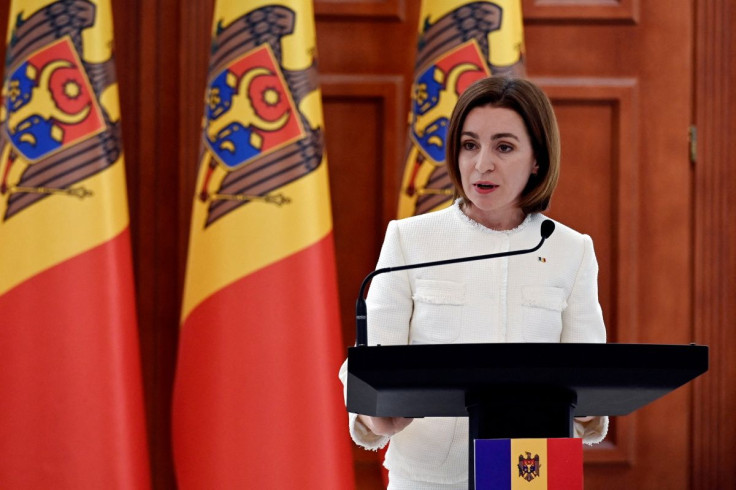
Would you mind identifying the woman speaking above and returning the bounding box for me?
[340,77,607,489]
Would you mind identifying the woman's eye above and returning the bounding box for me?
[461,141,477,151]
[497,143,514,152]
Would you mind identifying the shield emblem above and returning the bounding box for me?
[518,451,541,482]
[204,43,305,170]
[409,40,489,163]
[3,36,105,162]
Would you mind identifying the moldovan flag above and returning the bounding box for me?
[475,438,583,490]
[398,0,526,218]
[0,1,150,488]
[172,1,355,488]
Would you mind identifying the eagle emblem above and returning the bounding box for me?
[196,6,323,227]
[0,0,120,221]
[518,451,541,482]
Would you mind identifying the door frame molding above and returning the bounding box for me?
[692,0,736,488]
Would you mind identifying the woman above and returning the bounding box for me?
[339,77,607,489]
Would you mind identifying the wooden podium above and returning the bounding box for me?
[346,342,708,489]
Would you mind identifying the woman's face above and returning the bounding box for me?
[458,105,538,230]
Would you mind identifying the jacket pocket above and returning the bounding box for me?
[521,286,566,342]
[410,279,465,343]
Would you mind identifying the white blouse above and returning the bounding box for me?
[339,202,608,485]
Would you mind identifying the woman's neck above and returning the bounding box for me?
[460,201,526,231]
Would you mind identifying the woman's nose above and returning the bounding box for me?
[475,149,496,173]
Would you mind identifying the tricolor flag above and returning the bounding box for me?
[398,0,526,218]
[475,438,583,490]
[0,0,151,487]
[172,1,355,488]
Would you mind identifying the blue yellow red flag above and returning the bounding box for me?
[172,1,355,488]
[397,0,526,218]
[475,438,583,490]
[0,0,150,487]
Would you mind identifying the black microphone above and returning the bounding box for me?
[355,219,555,346]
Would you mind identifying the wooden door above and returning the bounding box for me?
[318,1,694,488]
[525,3,692,489]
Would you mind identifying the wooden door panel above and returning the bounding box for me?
[541,81,642,473]
[321,75,405,348]
[543,80,640,345]
[524,0,639,22]
[315,0,405,20]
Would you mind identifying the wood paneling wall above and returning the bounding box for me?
[692,0,736,489]
[1,1,734,488]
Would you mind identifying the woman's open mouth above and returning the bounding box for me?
[473,182,498,193]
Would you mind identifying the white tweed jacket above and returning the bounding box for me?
[339,202,608,485]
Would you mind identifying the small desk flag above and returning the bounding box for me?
[475,438,583,490]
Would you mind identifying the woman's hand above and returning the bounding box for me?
[358,415,413,436]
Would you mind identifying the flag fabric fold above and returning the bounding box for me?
[172,1,355,488]
[398,0,526,218]
[0,0,151,487]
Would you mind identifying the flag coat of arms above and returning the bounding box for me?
[398,0,526,218]
[0,0,150,487]
[172,1,355,488]
[475,438,583,489]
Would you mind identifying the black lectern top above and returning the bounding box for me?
[347,343,708,418]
